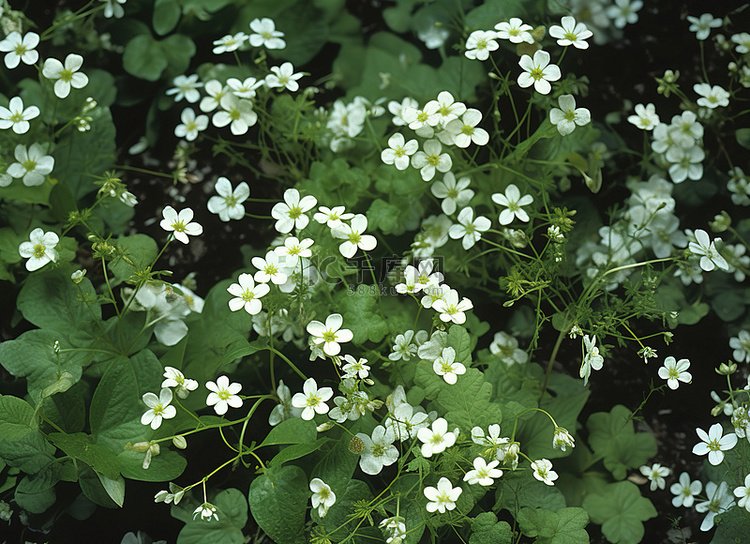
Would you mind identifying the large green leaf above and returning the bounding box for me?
[260,417,318,447]
[582,482,656,544]
[470,512,513,544]
[248,465,308,544]
[0,395,37,441]
[177,488,247,544]
[518,506,589,544]
[14,463,59,514]
[48,432,121,480]
[0,430,56,474]
[117,448,186,482]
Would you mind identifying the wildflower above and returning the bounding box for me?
[734,474,750,512]
[694,83,730,109]
[639,463,671,491]
[341,355,370,380]
[160,206,203,244]
[213,32,247,55]
[380,517,407,544]
[162,366,199,399]
[331,214,377,258]
[431,173,474,215]
[310,478,336,518]
[388,330,422,361]
[381,133,418,170]
[552,427,575,452]
[206,375,243,416]
[402,105,437,137]
[101,0,126,18]
[444,108,489,148]
[356,425,399,475]
[670,472,702,507]
[71,269,86,283]
[248,17,286,49]
[193,503,219,522]
[252,251,289,285]
[388,97,418,126]
[549,16,592,49]
[314,206,353,229]
[580,334,604,385]
[688,229,729,271]
[498,441,521,470]
[432,347,466,384]
[657,356,692,390]
[448,207,490,250]
[18,228,59,271]
[274,236,314,269]
[140,388,177,430]
[306,313,353,357]
[549,94,591,136]
[265,62,303,92]
[174,108,208,141]
[271,188,317,233]
[199,80,227,112]
[424,477,462,513]
[166,74,203,103]
[730,331,750,364]
[227,273,270,315]
[227,77,262,99]
[627,103,660,131]
[424,91,466,126]
[471,424,507,449]
[606,0,643,29]
[385,402,430,442]
[695,481,734,531]
[417,417,456,458]
[6,143,54,187]
[464,30,499,61]
[411,139,452,181]
[207,177,250,222]
[0,96,40,134]
[731,32,750,54]
[517,50,561,95]
[531,459,558,486]
[492,184,534,225]
[489,331,529,365]
[292,378,333,420]
[433,289,473,325]
[464,457,503,486]
[495,18,534,44]
[692,423,738,465]
[666,145,704,183]
[687,13,722,41]
[212,94,257,135]
[0,31,40,69]
[42,54,89,99]
[269,380,300,426]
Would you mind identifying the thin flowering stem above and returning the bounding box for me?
[40,1,99,40]
[540,329,567,400]
[265,346,308,380]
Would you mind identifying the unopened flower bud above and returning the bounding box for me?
[316,422,334,433]
[709,211,731,233]
[172,435,187,449]
[716,361,737,375]
[71,269,86,284]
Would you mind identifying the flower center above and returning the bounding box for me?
[241,290,255,302]
[427,154,441,166]
[322,331,337,343]
[218,390,231,400]
[59,68,74,83]
[306,394,321,407]
[14,43,28,56]
[530,68,545,81]
[152,403,165,416]
[348,232,362,245]
[287,205,302,219]
[417,111,429,123]
[10,111,24,123]
[171,220,186,232]
[22,159,38,172]
[564,31,578,41]
[32,243,46,259]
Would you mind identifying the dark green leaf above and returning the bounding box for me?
[248,465,308,544]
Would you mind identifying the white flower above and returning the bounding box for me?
[531,459,558,486]
[464,457,503,486]
[448,207,490,250]
[42,54,89,99]
[580,334,604,385]
[356,425,399,475]
[227,273,270,315]
[731,32,750,54]
[227,77,262,99]
[694,83,730,109]
[606,0,643,29]
[310,478,336,518]
[292,378,333,420]
[252,251,289,285]
[687,13,722,41]
[688,229,729,271]
[212,94,257,135]
[271,188,317,233]
[666,145,704,183]
[489,332,528,365]
[417,417,456,458]
[213,32,247,54]
[388,97,419,126]
[498,441,521,470]
[207,177,249,222]
[274,236,314,269]
[174,107,208,141]
[306,313,353,357]
[692,423,738,465]
[471,424,507,449]
[0,96,40,134]
[159,206,203,244]
[141,388,177,430]
[432,347,466,385]
[465,30,499,61]
[517,50,561,95]
[18,228,59,272]
[639,463,671,491]
[495,18,534,44]
[162,367,199,399]
[265,62,302,92]
[381,133,418,170]
[424,477,462,513]
[389,330,421,361]
[248,17,286,49]
[206,375,243,416]
[341,355,370,380]
[313,206,353,229]
[424,91,466,126]
[432,289,473,325]
[0,31,40,69]
[627,103,660,131]
[421,284,449,310]
[444,108,489,148]
[730,330,750,364]
[695,481,734,531]
[385,402,430,442]
[552,427,575,452]
[670,472,702,508]
[492,184,534,225]
[6,143,54,187]
[431,173,474,215]
[380,517,407,544]
[657,356,691,390]
[549,16,592,49]
[199,80,227,112]
[166,74,203,103]
[734,474,750,512]
[411,139,452,182]
[402,105,437,137]
[549,94,590,136]
[331,214,377,258]
[193,503,219,522]
[102,0,126,19]
[269,380,301,426]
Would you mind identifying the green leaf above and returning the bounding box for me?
[15,464,59,513]
[109,234,159,283]
[177,488,248,544]
[117,448,187,482]
[470,512,513,544]
[97,473,125,507]
[311,419,366,491]
[712,504,750,543]
[711,289,746,322]
[317,479,375,541]
[78,465,120,508]
[583,482,656,544]
[736,128,750,150]
[269,438,330,467]
[333,288,388,344]
[260,417,318,447]
[48,432,121,480]
[160,34,196,78]
[0,429,56,474]
[495,470,567,516]
[248,465,308,544]
[518,507,589,544]
[123,34,168,81]
[153,0,181,35]
[464,0,527,29]
[0,395,36,441]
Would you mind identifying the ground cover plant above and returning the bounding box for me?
[1,0,750,543]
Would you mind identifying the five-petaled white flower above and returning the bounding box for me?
[331,214,377,258]
[433,289,473,325]
[687,13,722,41]
[517,50,561,95]
[432,346,466,384]
[102,0,127,19]
[166,74,203,103]
[248,17,286,49]
[274,236,314,268]
[411,139,452,182]
[670,472,702,508]
[580,334,604,385]
[206,375,243,416]
[212,94,257,135]
[6,143,54,187]
[692,423,738,465]
[341,354,370,380]
[0,97,40,134]
[207,177,250,222]
[549,94,591,136]
[227,77,262,99]
[193,503,219,522]
[733,474,750,512]
[313,206,353,229]
[306,313,353,357]
[424,91,466,126]
[465,30,499,61]
[381,133,418,170]
[695,481,734,531]
[265,62,303,92]
[627,103,660,131]
[0,31,40,69]
[606,0,643,29]
[417,417,456,458]
[492,184,534,225]
[160,206,203,244]
[445,108,489,148]
[227,273,270,315]
[310,478,336,518]
[448,207,491,250]
[552,427,575,452]
[531,458,558,486]
[162,366,199,399]
[42,54,89,99]
[252,251,289,285]
[464,457,503,486]
[213,32,248,54]
[729,330,750,364]
[356,425,399,475]
[141,388,177,430]
[269,380,301,426]
[495,18,534,44]
[640,463,671,491]
[292,378,333,420]
[424,477,462,513]
[174,107,208,141]
[549,16,593,49]
[694,83,730,109]
[18,228,59,272]
[689,229,729,271]
[657,356,692,390]
[431,173,474,215]
[271,188,317,233]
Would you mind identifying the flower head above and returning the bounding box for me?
[552,427,575,452]
[356,425,399,475]
[670,472,702,508]
[492,184,534,225]
[381,133,418,170]
[431,173,474,215]
[141,388,177,430]
[18,228,59,271]
[639,463,671,491]
[465,30,499,61]
[411,139,452,181]
[6,143,54,187]
[687,13,722,41]
[206,375,243,416]
[695,481,734,531]
[628,103,660,131]
[0,31,40,69]
[580,334,604,385]
[160,206,203,244]
[432,289,473,325]
[271,188,317,233]
[291,378,333,420]
[694,83,730,109]
[495,18,534,44]
[265,62,302,92]
[517,50,561,95]
[193,503,219,522]
[306,313,353,357]
[549,16,592,49]
[733,474,750,512]
[448,207,490,250]
[310,478,336,518]
[249,18,286,49]
[166,74,203,103]
[692,423,738,465]
[424,477,462,513]
[42,54,89,99]
[207,177,250,222]
[331,214,377,258]
[162,367,199,399]
[531,458,558,486]
[417,417,456,458]
[174,107,208,141]
[464,457,503,486]
[227,273,270,315]
[689,229,729,271]
[549,94,590,136]
[432,346,466,384]
[213,32,247,54]
[657,356,692,390]
[444,108,489,148]
[0,97,40,134]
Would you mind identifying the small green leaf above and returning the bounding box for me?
[0,395,36,441]
[109,234,159,283]
[97,473,125,507]
[518,506,589,544]
[260,417,318,447]
[470,512,513,544]
[153,0,181,35]
[736,128,750,150]
[123,34,168,81]
[248,465,308,544]
[583,481,657,544]
[15,464,59,514]
[269,439,330,467]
